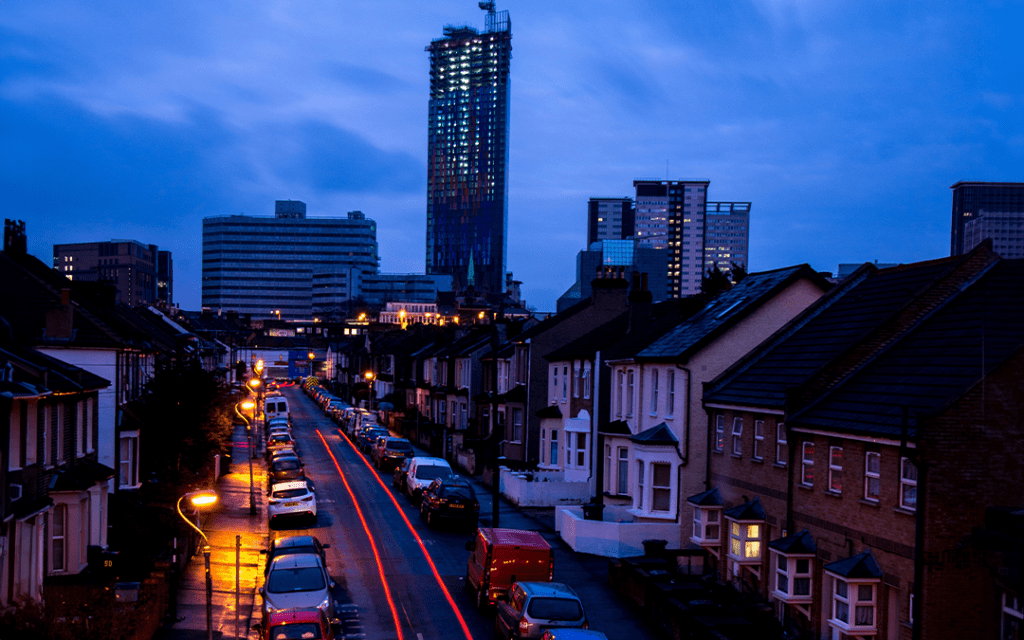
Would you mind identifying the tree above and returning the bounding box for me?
[700,266,734,299]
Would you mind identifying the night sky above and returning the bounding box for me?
[3,1,1021,311]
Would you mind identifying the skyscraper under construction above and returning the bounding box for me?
[425,3,511,295]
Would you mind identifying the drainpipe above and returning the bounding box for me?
[589,352,602,506]
[901,406,923,640]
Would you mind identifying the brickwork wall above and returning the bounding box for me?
[918,351,1024,640]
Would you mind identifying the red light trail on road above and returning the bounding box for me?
[315,429,404,640]
[321,428,474,640]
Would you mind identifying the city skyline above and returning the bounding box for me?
[2,1,1021,311]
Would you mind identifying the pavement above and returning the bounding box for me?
[160,423,268,640]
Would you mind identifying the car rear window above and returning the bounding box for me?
[527,596,584,621]
[415,465,452,480]
[272,488,308,499]
[270,622,322,640]
[387,441,413,452]
[267,567,325,593]
[441,485,475,500]
[274,459,301,471]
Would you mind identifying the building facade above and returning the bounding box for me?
[587,197,635,245]
[704,201,751,277]
[52,240,167,306]
[557,240,668,312]
[633,180,711,297]
[425,5,512,295]
[950,181,1024,257]
[202,201,379,319]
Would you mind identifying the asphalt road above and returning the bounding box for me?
[275,386,662,640]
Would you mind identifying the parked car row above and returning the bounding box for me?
[257,535,334,640]
[298,383,608,638]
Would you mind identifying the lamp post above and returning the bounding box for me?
[364,371,375,414]
[307,351,315,378]
[235,400,257,515]
[177,490,218,640]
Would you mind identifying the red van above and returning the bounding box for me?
[465,528,553,607]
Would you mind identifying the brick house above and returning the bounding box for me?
[700,246,1023,639]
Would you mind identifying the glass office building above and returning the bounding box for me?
[425,6,511,295]
[634,179,710,297]
[202,201,378,319]
[950,181,1024,257]
[704,201,751,276]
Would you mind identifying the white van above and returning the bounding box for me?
[265,396,289,422]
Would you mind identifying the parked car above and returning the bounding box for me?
[268,447,298,464]
[419,475,479,528]
[465,528,553,608]
[405,457,453,503]
[261,535,330,575]
[260,553,334,623]
[269,455,305,484]
[375,437,414,471]
[393,458,412,492]
[494,582,588,640]
[268,479,317,524]
[358,427,390,454]
[265,396,289,422]
[540,630,609,640]
[260,608,333,640]
[268,425,292,439]
[267,432,296,459]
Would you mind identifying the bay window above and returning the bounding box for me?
[772,553,813,603]
[651,463,671,512]
[691,506,722,545]
[729,520,762,563]
[830,577,878,635]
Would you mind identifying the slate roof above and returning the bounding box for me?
[536,405,563,419]
[723,497,766,521]
[824,550,883,579]
[629,422,678,445]
[599,419,632,436]
[788,258,1024,439]
[687,487,724,507]
[637,265,825,362]
[768,529,817,555]
[704,251,992,410]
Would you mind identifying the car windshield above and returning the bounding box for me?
[267,567,326,593]
[441,485,475,500]
[270,436,292,444]
[270,622,322,640]
[387,441,413,452]
[274,459,301,471]
[272,546,317,561]
[272,488,308,499]
[527,597,584,621]
[416,466,451,480]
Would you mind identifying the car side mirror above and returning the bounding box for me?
[329,581,336,590]
[259,549,267,555]
[258,587,265,595]
[322,543,330,549]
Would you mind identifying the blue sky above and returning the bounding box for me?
[2,0,1021,311]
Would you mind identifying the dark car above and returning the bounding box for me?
[392,458,412,493]
[261,534,330,575]
[419,475,479,528]
[375,437,414,471]
[358,427,390,454]
[269,455,305,484]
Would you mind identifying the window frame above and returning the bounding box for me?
[864,451,881,502]
[731,417,743,456]
[636,461,645,510]
[510,408,523,443]
[828,445,843,494]
[666,369,675,418]
[549,429,559,466]
[776,422,787,466]
[616,448,629,495]
[52,503,67,573]
[753,419,764,461]
[650,462,671,512]
[900,457,918,511]
[714,414,725,452]
[727,518,763,564]
[650,369,659,416]
[582,363,591,399]
[828,575,879,635]
[626,370,635,417]
[800,441,814,487]
[690,506,722,546]
[771,551,814,603]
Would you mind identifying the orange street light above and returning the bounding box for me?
[177,490,218,640]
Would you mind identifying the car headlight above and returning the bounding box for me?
[317,594,331,611]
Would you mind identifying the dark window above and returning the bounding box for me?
[527,597,584,620]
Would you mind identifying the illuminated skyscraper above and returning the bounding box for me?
[425,4,511,295]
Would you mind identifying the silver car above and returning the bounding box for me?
[267,479,317,523]
[261,553,334,621]
[495,582,588,640]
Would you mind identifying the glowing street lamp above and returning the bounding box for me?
[235,400,257,514]
[177,490,218,640]
[307,351,315,378]
[364,371,375,413]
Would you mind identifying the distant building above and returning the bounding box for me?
[157,250,173,305]
[358,273,453,306]
[52,239,166,306]
[425,5,512,295]
[950,181,1024,257]
[634,179,712,297]
[703,201,751,277]
[202,200,379,319]
[556,239,668,312]
[587,197,635,245]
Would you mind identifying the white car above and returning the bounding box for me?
[268,479,317,523]
[404,457,453,503]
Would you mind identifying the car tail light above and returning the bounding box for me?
[302,496,313,502]
[518,617,529,635]
[549,549,555,581]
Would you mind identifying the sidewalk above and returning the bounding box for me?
[161,424,268,640]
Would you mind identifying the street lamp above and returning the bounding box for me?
[235,400,257,515]
[307,351,315,378]
[177,490,218,640]
[364,371,375,414]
